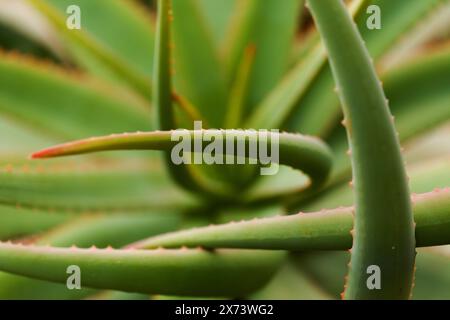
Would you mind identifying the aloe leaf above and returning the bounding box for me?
[245,44,327,129]
[0,243,285,297]
[293,247,450,300]
[0,159,198,211]
[297,156,450,212]
[224,0,302,116]
[0,52,151,141]
[196,0,236,48]
[248,0,444,134]
[0,208,183,300]
[328,47,450,184]
[31,130,333,193]
[225,45,256,128]
[29,0,153,97]
[307,0,414,299]
[0,205,71,240]
[171,0,227,127]
[287,0,444,136]
[37,213,182,249]
[246,0,368,130]
[355,0,445,59]
[154,0,226,196]
[132,189,450,251]
[383,47,450,141]
[172,93,208,127]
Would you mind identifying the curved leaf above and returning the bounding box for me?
[0,159,198,211]
[0,243,285,297]
[133,189,450,251]
[30,0,154,97]
[307,0,414,299]
[224,0,302,116]
[172,0,227,127]
[0,52,151,142]
[31,130,333,193]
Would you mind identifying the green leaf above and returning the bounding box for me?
[328,46,450,185]
[172,0,227,127]
[287,0,444,136]
[196,0,236,48]
[0,205,71,240]
[246,0,367,130]
[298,156,450,212]
[293,247,450,300]
[225,45,256,128]
[31,130,333,194]
[37,213,182,248]
[0,210,182,299]
[356,0,445,59]
[0,159,198,212]
[307,0,414,299]
[154,0,224,196]
[132,189,450,251]
[224,0,302,116]
[0,243,285,297]
[30,0,154,97]
[0,53,151,141]
[248,0,444,134]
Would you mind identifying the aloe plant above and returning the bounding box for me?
[0,0,448,300]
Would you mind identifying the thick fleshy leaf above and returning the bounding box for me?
[132,189,450,251]
[171,0,227,127]
[288,0,445,136]
[328,47,450,184]
[292,247,450,300]
[0,243,285,297]
[298,156,450,212]
[29,0,154,97]
[246,0,367,130]
[0,205,71,240]
[37,213,182,248]
[0,210,183,300]
[0,52,151,143]
[248,0,444,134]
[307,0,414,299]
[197,0,236,48]
[31,130,333,196]
[0,159,198,212]
[224,0,302,116]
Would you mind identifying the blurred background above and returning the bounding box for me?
[0,0,448,299]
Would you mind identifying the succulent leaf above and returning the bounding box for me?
[29,0,154,97]
[0,243,285,297]
[133,189,450,251]
[307,0,415,299]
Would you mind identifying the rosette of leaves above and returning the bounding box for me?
[0,0,448,300]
